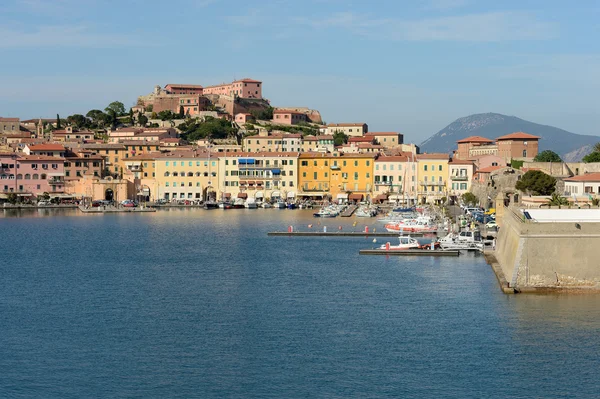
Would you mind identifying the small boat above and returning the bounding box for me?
[218,201,233,209]
[245,198,258,209]
[287,203,297,209]
[203,200,219,209]
[438,230,485,251]
[261,202,273,208]
[275,200,286,209]
[233,198,246,209]
[379,235,421,250]
[392,207,415,213]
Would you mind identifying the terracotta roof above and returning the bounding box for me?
[19,155,65,161]
[449,159,475,165]
[272,110,305,115]
[418,153,450,160]
[564,173,600,182]
[233,78,261,83]
[476,165,504,173]
[0,117,19,122]
[165,84,204,89]
[316,135,334,140]
[221,151,301,158]
[327,123,366,127]
[160,138,181,142]
[376,155,410,162]
[126,152,163,160]
[303,136,317,141]
[357,144,383,149]
[348,137,373,143]
[27,144,66,151]
[456,136,494,143]
[496,132,541,140]
[365,132,400,136]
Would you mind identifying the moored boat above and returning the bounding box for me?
[379,235,421,250]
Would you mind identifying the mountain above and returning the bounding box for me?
[420,113,599,162]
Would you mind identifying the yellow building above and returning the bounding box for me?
[243,133,303,153]
[417,153,450,204]
[217,152,300,201]
[298,153,375,202]
[154,150,217,201]
[83,141,161,177]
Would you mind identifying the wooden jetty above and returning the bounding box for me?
[340,205,357,217]
[359,249,460,256]
[267,231,427,237]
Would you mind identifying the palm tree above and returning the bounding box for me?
[547,193,569,207]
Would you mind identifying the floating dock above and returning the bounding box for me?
[359,249,460,256]
[267,231,428,237]
[340,205,357,217]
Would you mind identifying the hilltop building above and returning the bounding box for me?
[454,132,540,163]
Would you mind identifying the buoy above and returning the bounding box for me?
[288,225,293,233]
[353,221,357,227]
[308,224,313,228]
[385,242,390,251]
[339,226,342,230]
[324,226,327,233]
[373,238,377,243]
[365,226,369,233]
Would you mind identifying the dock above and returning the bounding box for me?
[267,231,428,237]
[78,206,156,213]
[359,249,460,256]
[340,205,357,217]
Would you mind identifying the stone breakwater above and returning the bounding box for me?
[489,207,600,293]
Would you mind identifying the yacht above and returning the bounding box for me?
[379,235,421,251]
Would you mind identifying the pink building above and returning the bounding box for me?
[235,113,255,124]
[164,84,204,95]
[23,144,67,157]
[203,78,263,99]
[272,110,308,125]
[0,153,65,196]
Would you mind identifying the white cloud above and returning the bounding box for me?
[0,24,149,48]
[305,11,556,42]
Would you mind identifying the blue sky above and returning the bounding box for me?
[1,0,599,143]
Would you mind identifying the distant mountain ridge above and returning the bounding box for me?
[419,113,599,162]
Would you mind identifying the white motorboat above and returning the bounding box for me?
[438,231,484,251]
[379,235,421,251]
[261,202,273,208]
[275,200,286,209]
[245,198,258,209]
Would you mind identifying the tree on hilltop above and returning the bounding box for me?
[105,101,126,116]
[583,152,600,163]
[461,192,478,206]
[333,131,348,146]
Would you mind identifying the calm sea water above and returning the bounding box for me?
[1,208,600,398]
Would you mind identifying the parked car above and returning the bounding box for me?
[37,201,51,206]
[121,200,137,208]
[486,220,497,229]
[156,198,168,205]
[92,201,102,207]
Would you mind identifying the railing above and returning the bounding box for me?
[48,179,64,184]
[374,181,392,185]
[451,175,468,181]
[420,181,446,186]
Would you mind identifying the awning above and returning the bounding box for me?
[255,191,264,198]
[248,181,255,185]
[287,191,295,198]
[224,193,231,198]
[51,194,74,198]
[256,181,263,186]
[349,194,363,201]
[239,181,247,185]
[336,193,348,199]
[271,191,281,198]
[271,169,281,175]
[374,194,388,202]
[238,158,255,165]
[237,193,248,199]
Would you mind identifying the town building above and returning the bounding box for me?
[51,128,95,143]
[235,113,255,125]
[301,135,334,153]
[447,159,475,200]
[23,144,67,157]
[0,153,65,197]
[496,132,540,162]
[203,78,263,99]
[271,110,309,125]
[373,155,416,204]
[178,95,210,116]
[164,84,204,96]
[455,136,495,160]
[64,150,104,179]
[365,132,404,148]
[243,133,303,153]
[416,153,450,204]
[154,150,218,201]
[218,152,299,202]
[108,127,177,143]
[82,142,161,176]
[326,123,368,137]
[564,173,600,196]
[0,117,20,134]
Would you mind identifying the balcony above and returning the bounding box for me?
[420,181,446,186]
[451,175,468,181]
[374,181,392,185]
[48,178,65,185]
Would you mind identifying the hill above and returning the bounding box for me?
[419,113,599,162]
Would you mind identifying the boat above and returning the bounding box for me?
[313,204,342,217]
[245,198,258,209]
[218,201,233,209]
[287,202,297,209]
[379,235,421,250]
[275,200,287,209]
[438,230,485,251]
[392,207,415,213]
[233,198,246,209]
[203,200,219,209]
[261,202,273,208]
[385,217,438,233]
[355,205,377,217]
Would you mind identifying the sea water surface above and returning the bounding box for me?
[1,208,600,398]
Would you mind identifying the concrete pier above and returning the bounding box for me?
[78,206,156,213]
[268,232,427,237]
[359,249,459,256]
[340,205,357,217]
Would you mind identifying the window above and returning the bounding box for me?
[523,150,527,157]
[313,172,317,179]
[166,182,170,187]
[438,165,442,171]
[424,165,427,171]
[354,172,358,180]
[24,173,31,179]
[166,161,170,166]
[302,172,306,177]
[301,161,308,166]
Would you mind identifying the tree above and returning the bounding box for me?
[67,114,88,129]
[178,117,238,142]
[250,106,274,120]
[105,101,126,116]
[333,131,348,146]
[179,106,185,118]
[56,114,61,129]
[594,142,600,153]
[515,170,556,195]
[534,150,562,163]
[145,104,154,112]
[582,152,600,163]
[86,109,110,128]
[129,108,134,123]
[6,193,18,204]
[547,193,569,206]
[461,192,478,206]
[138,112,148,127]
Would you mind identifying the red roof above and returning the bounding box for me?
[365,132,400,136]
[418,153,450,160]
[27,144,66,151]
[476,165,504,173]
[348,137,373,143]
[376,155,409,162]
[456,136,494,144]
[234,78,261,83]
[496,132,541,140]
[0,117,19,122]
[165,84,204,89]
[564,173,600,182]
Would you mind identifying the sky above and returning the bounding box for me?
[1,0,599,144]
